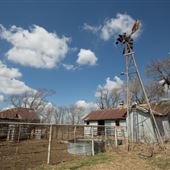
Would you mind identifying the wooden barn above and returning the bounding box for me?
[129,103,170,143]
[83,102,170,144]
[0,107,40,141]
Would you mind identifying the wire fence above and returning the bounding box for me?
[0,122,127,170]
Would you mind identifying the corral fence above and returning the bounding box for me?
[0,122,127,170]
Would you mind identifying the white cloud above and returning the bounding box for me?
[0,61,32,94]
[77,49,98,66]
[83,13,141,41]
[0,25,70,68]
[63,64,77,70]
[0,95,4,102]
[83,23,101,33]
[95,76,123,97]
[75,100,98,110]
[104,76,123,91]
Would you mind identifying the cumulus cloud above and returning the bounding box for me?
[77,49,98,66]
[75,100,98,110]
[95,76,123,97]
[0,25,70,68]
[0,61,32,94]
[83,13,141,41]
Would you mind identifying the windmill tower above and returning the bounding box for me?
[116,21,164,148]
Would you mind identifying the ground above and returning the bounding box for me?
[30,144,170,170]
[0,139,78,170]
[1,139,170,170]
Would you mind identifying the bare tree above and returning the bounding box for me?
[54,106,67,124]
[146,57,170,90]
[129,76,165,104]
[96,88,121,109]
[146,82,165,102]
[67,105,85,125]
[8,88,55,118]
[129,77,145,104]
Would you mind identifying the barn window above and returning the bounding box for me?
[115,120,120,126]
[86,121,89,125]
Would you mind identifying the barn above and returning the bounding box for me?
[129,103,170,143]
[0,107,40,141]
[83,103,170,144]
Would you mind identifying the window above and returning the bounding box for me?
[86,121,89,125]
[115,120,120,126]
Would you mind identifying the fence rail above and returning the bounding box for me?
[0,122,127,170]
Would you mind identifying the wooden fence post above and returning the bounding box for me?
[115,126,118,147]
[91,126,94,156]
[47,124,53,164]
[104,126,107,150]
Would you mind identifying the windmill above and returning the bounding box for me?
[116,20,164,148]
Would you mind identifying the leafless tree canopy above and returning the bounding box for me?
[8,88,55,114]
[96,88,121,109]
[129,76,165,104]
[146,57,170,88]
[129,77,145,104]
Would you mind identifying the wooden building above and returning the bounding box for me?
[129,103,170,143]
[0,107,39,141]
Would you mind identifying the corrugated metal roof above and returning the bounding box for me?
[0,107,39,121]
[83,107,127,121]
[134,103,170,116]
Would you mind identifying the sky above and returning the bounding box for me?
[0,0,170,110]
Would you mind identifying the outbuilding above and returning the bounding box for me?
[0,107,39,141]
[129,103,170,143]
[83,107,127,136]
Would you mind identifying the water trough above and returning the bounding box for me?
[67,139,105,155]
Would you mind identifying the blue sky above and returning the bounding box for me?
[0,0,170,109]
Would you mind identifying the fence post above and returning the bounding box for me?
[115,126,118,147]
[91,126,94,156]
[47,124,53,165]
[17,125,21,142]
[104,126,107,150]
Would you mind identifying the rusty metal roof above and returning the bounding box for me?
[134,103,170,116]
[83,107,127,121]
[0,107,39,121]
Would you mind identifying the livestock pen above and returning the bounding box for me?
[0,122,127,170]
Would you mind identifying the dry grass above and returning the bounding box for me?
[30,143,170,170]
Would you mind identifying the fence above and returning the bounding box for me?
[0,122,127,170]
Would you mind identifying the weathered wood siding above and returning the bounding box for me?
[128,109,170,143]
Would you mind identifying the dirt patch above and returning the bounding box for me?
[0,139,78,170]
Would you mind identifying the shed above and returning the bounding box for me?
[129,103,170,143]
[0,107,40,141]
[83,107,127,135]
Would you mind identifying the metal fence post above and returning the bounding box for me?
[47,124,53,164]
[91,126,94,156]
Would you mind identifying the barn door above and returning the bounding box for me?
[98,120,105,135]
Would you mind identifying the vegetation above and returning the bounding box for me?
[30,153,114,170]
[151,158,170,170]
[30,150,170,170]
